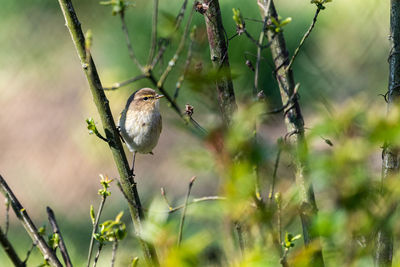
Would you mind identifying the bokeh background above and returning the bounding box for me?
[0,0,391,266]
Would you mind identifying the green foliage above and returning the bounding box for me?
[268,16,292,33]
[98,174,113,197]
[283,232,301,250]
[90,205,96,224]
[232,8,245,34]
[94,212,127,244]
[100,0,135,15]
[311,0,333,9]
[48,233,60,250]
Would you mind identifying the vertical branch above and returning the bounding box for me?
[56,1,159,265]
[203,0,237,125]
[260,1,324,266]
[374,1,400,266]
[46,207,72,267]
[177,177,196,245]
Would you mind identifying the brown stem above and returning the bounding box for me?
[0,227,25,267]
[203,0,237,125]
[47,207,72,267]
[375,0,400,265]
[260,1,324,266]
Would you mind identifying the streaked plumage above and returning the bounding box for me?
[119,88,163,154]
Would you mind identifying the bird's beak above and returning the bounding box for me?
[155,94,164,99]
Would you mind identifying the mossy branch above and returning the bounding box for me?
[56,0,159,265]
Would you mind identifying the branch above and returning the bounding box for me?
[0,227,25,267]
[147,0,159,65]
[168,196,226,213]
[56,1,159,265]
[157,4,195,89]
[151,0,189,68]
[87,197,106,267]
[0,175,62,267]
[103,74,147,91]
[120,12,143,71]
[285,6,322,71]
[375,0,400,265]
[203,0,237,125]
[46,207,72,267]
[260,1,324,266]
[178,176,196,245]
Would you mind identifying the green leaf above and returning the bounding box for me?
[90,205,95,225]
[131,257,139,267]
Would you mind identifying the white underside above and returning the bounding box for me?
[119,107,162,153]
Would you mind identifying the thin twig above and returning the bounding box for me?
[160,187,173,210]
[111,240,118,267]
[87,197,107,267]
[0,227,25,267]
[5,194,10,236]
[158,3,195,88]
[178,176,196,245]
[168,196,226,213]
[148,0,159,65]
[173,35,194,101]
[269,144,282,202]
[234,222,245,256]
[23,242,36,265]
[151,0,189,68]
[285,7,322,71]
[103,74,147,91]
[92,244,103,267]
[47,207,73,267]
[0,175,62,267]
[120,12,143,71]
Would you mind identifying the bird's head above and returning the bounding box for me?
[128,88,164,111]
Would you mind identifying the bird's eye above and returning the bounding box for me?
[143,97,149,101]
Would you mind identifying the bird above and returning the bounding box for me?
[118,88,163,175]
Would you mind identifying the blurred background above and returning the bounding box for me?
[0,0,392,266]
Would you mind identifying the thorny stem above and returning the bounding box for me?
[178,177,196,245]
[285,7,322,71]
[0,175,62,267]
[148,0,159,65]
[120,12,143,71]
[87,197,107,267]
[0,227,25,267]
[57,1,159,265]
[47,207,72,267]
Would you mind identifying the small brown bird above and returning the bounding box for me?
[118,88,163,174]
